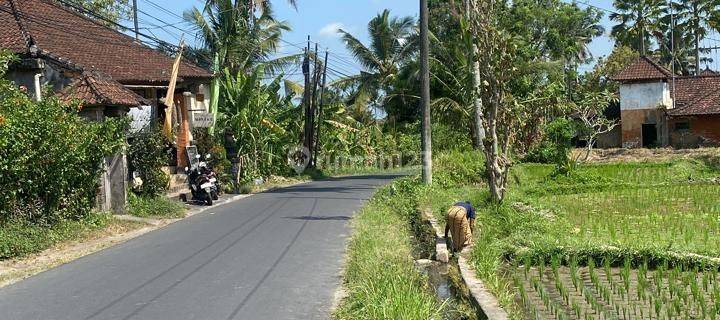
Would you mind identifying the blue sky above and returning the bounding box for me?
[129,0,624,76]
[129,0,419,81]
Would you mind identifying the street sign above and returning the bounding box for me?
[191,112,214,128]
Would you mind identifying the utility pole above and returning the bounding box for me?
[302,36,313,161]
[308,43,321,168]
[420,0,432,185]
[314,50,329,168]
[132,0,139,40]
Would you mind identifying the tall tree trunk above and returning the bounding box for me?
[466,0,486,150]
[472,46,486,151]
[208,53,220,135]
[639,12,645,55]
[483,95,507,202]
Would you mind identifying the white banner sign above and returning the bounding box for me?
[191,112,215,128]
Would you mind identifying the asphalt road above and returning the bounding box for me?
[0,175,397,320]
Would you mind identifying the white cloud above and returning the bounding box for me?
[319,22,345,38]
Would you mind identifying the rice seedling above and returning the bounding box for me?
[478,159,720,319]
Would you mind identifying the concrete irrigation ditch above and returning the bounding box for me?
[419,209,509,320]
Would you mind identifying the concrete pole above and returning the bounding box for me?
[132,0,139,40]
[420,0,432,185]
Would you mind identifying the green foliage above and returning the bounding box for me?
[192,127,232,187]
[0,52,126,223]
[219,66,298,182]
[183,0,292,75]
[0,212,110,259]
[336,9,416,113]
[128,193,186,219]
[433,150,486,189]
[335,178,444,320]
[463,159,720,317]
[431,122,473,152]
[66,0,132,24]
[524,118,577,168]
[580,45,639,93]
[127,124,170,197]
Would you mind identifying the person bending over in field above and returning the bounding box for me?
[444,201,475,253]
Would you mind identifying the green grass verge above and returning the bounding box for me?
[0,213,111,259]
[335,178,444,320]
[128,193,186,218]
[336,150,487,319]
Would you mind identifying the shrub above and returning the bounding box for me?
[0,52,126,223]
[432,122,473,152]
[192,127,231,187]
[128,123,170,197]
[523,118,577,167]
[128,193,185,218]
[432,150,486,188]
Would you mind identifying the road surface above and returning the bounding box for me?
[0,175,397,320]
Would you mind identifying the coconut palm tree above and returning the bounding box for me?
[184,0,295,133]
[336,10,417,113]
[184,1,292,73]
[610,0,665,55]
[672,0,720,74]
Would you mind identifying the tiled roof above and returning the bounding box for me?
[612,56,672,82]
[0,0,212,84]
[0,1,27,52]
[668,76,720,116]
[700,68,718,76]
[57,71,149,107]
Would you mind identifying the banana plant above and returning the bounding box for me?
[217,65,299,181]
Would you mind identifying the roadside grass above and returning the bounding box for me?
[336,150,486,320]
[464,158,720,319]
[128,193,186,219]
[335,178,445,320]
[312,165,420,179]
[0,213,112,259]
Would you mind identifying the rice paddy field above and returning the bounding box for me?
[468,154,720,319]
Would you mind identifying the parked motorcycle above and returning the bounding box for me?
[198,154,220,201]
[185,156,214,206]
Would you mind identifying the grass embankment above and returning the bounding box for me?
[463,155,720,319]
[128,193,186,219]
[0,193,186,259]
[0,213,127,259]
[336,151,486,320]
[335,178,444,320]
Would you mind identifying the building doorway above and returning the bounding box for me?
[642,123,657,147]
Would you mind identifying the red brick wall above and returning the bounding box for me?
[669,115,720,148]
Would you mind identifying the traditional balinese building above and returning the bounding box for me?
[0,0,214,213]
[613,57,720,148]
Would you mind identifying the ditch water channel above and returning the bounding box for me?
[411,214,485,320]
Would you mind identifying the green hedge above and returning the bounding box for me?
[0,52,126,223]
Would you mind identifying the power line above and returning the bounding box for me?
[569,0,618,15]
[143,0,184,20]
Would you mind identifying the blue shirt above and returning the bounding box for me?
[454,202,475,220]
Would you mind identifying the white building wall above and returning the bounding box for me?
[619,81,673,111]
